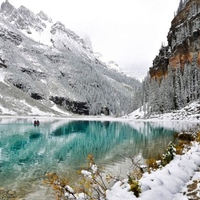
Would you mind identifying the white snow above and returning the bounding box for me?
[30,106,52,116]
[106,142,200,200]
[51,104,71,116]
[21,20,53,46]
[91,164,98,174]
[125,101,200,122]
[81,170,92,178]
[0,69,6,83]
[65,185,75,198]
[0,104,16,115]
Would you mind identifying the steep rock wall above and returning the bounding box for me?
[150,0,200,79]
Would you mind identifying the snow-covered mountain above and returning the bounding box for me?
[0,0,140,116]
[94,52,123,73]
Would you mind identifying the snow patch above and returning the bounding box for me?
[0,104,16,115]
[0,69,6,83]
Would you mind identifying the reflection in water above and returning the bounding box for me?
[0,119,196,197]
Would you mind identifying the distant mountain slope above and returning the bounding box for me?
[0,0,140,116]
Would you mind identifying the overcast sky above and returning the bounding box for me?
[0,0,180,80]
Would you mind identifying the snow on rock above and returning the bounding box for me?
[91,164,98,174]
[106,180,136,200]
[81,170,92,178]
[107,142,200,200]
[0,104,16,115]
[94,52,123,73]
[0,69,6,83]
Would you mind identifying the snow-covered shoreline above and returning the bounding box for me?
[125,101,200,122]
[107,142,200,200]
[0,114,199,122]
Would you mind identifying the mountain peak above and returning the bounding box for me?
[37,11,52,23]
[18,5,36,19]
[50,21,66,34]
[0,0,15,16]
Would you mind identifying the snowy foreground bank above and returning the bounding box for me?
[106,142,200,200]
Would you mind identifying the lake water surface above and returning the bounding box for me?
[0,118,197,199]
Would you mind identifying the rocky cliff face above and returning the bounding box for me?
[1,2,47,34]
[149,45,170,79]
[168,0,200,68]
[138,0,200,116]
[150,0,200,79]
[0,0,140,116]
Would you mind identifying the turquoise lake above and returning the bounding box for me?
[0,118,196,199]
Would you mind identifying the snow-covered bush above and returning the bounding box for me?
[161,141,176,166]
[127,174,141,197]
[45,154,110,200]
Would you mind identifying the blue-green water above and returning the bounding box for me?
[0,118,195,198]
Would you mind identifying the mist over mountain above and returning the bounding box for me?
[0,0,140,116]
